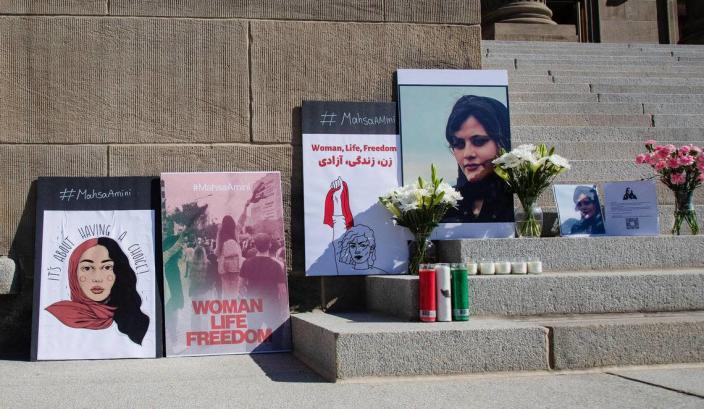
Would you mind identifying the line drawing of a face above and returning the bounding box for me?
[76,244,115,302]
[450,115,499,183]
[337,225,376,270]
[575,193,597,219]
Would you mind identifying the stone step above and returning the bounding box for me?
[503,56,683,66]
[292,312,549,380]
[644,103,704,115]
[494,62,704,72]
[508,74,553,84]
[438,236,704,272]
[507,141,657,160]
[366,270,704,320]
[511,114,651,127]
[534,205,704,236]
[592,84,704,94]
[510,83,590,93]
[598,93,704,104]
[549,70,704,79]
[485,48,675,57]
[554,76,704,86]
[512,102,643,115]
[292,311,704,379]
[534,181,704,207]
[512,126,704,142]
[510,92,598,103]
[654,115,704,128]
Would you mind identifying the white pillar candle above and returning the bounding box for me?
[495,261,511,275]
[479,261,495,275]
[466,262,478,275]
[527,261,543,274]
[435,263,452,322]
[511,261,527,274]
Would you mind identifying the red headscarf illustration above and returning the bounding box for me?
[46,238,116,330]
[324,180,354,230]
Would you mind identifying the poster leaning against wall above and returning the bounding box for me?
[302,101,409,276]
[31,177,162,361]
[161,172,291,357]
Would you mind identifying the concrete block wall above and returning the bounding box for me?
[0,0,482,356]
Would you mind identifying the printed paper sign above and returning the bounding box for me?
[603,181,659,236]
[397,69,514,239]
[31,177,161,360]
[161,172,291,356]
[302,101,409,276]
[554,184,607,237]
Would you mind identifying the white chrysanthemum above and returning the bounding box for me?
[547,154,570,169]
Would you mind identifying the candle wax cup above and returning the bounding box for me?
[479,262,495,275]
[467,263,478,275]
[527,261,543,274]
[511,262,527,274]
[495,262,511,275]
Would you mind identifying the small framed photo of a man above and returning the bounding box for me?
[554,184,606,236]
[397,69,514,239]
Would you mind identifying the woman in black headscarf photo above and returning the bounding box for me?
[442,95,514,223]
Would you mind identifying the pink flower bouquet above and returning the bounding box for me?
[636,140,702,235]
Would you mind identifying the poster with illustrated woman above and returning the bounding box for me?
[397,69,515,239]
[31,177,161,361]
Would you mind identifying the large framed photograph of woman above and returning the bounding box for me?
[397,69,514,239]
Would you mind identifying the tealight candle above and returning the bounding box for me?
[495,261,511,275]
[479,260,495,275]
[511,260,527,274]
[527,260,543,274]
[466,260,478,275]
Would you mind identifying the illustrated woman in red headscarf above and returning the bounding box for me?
[45,237,150,345]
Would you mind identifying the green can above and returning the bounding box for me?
[451,263,469,321]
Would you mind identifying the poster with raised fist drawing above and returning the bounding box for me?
[31,177,161,361]
[302,101,410,276]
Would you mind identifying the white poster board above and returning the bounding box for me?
[603,181,659,236]
[302,101,409,276]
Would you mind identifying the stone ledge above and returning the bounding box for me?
[366,270,704,321]
[438,236,704,272]
[292,312,549,381]
[0,256,18,294]
[545,312,704,369]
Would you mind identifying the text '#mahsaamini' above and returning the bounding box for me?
[185,298,273,346]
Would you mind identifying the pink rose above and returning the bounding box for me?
[679,156,695,166]
[679,146,691,156]
[664,144,677,154]
[667,157,680,168]
[653,148,669,160]
[690,145,702,155]
[655,160,667,171]
[644,139,657,147]
[698,173,704,182]
[671,172,686,185]
[635,154,647,164]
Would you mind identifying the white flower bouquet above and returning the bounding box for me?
[379,164,462,275]
[493,144,570,237]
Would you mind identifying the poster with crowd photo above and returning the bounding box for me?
[302,101,409,276]
[31,177,161,361]
[397,69,514,239]
[161,172,291,356]
[554,184,607,237]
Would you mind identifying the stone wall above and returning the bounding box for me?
[599,0,659,43]
[0,0,482,356]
